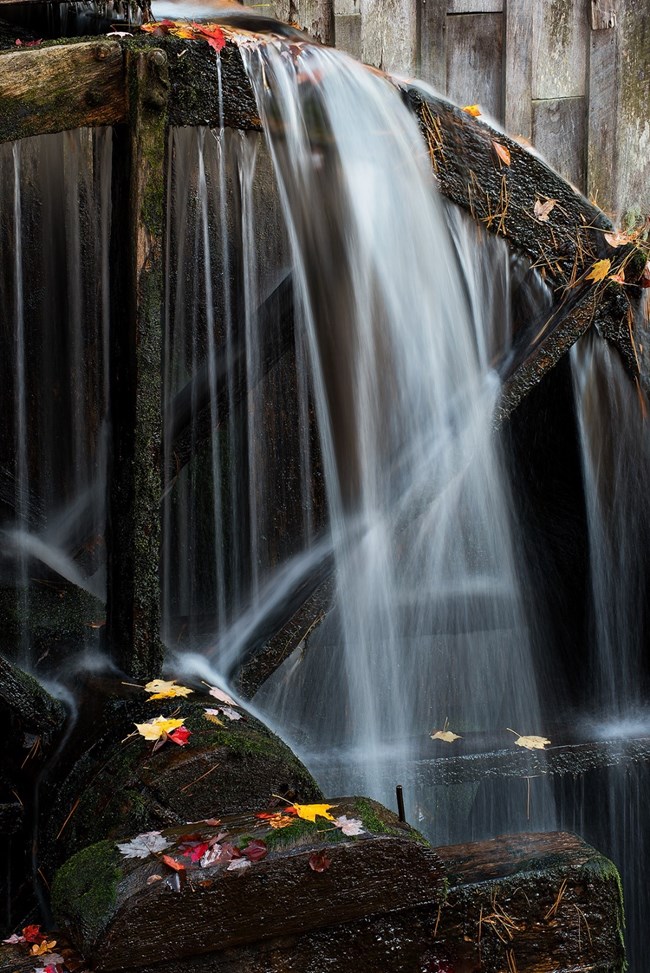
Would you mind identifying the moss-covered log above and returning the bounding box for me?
[45,680,322,869]
[51,822,624,973]
[0,653,65,736]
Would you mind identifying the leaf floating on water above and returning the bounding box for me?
[492,140,511,166]
[144,679,193,701]
[117,831,172,859]
[586,258,611,283]
[507,728,551,750]
[334,815,365,836]
[534,198,556,222]
[462,104,481,117]
[309,851,332,872]
[431,729,462,743]
[135,716,186,742]
[291,802,337,823]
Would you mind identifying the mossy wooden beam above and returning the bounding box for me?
[0,653,65,736]
[105,47,168,680]
[0,41,126,143]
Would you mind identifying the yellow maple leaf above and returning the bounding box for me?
[31,941,56,956]
[135,716,186,741]
[291,802,337,823]
[586,258,611,283]
[507,728,551,751]
[144,679,193,701]
[431,729,461,743]
[462,104,481,117]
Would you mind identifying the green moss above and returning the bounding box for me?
[352,798,430,846]
[52,840,123,948]
[264,817,347,852]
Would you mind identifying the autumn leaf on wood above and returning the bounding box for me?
[179,840,211,862]
[291,802,337,823]
[255,812,297,829]
[168,725,191,746]
[604,231,630,248]
[334,815,365,836]
[227,858,251,873]
[191,22,226,52]
[507,728,551,750]
[206,684,239,706]
[22,927,45,945]
[219,705,242,722]
[135,716,186,742]
[462,104,481,117]
[117,831,172,859]
[3,934,24,944]
[144,679,193,701]
[147,874,163,885]
[586,258,611,283]
[492,141,511,167]
[309,851,332,872]
[609,270,626,284]
[30,941,56,956]
[242,839,268,862]
[162,854,186,872]
[204,709,225,726]
[534,198,556,222]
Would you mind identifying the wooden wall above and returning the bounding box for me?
[331,0,650,219]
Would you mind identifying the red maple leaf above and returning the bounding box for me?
[242,839,268,862]
[168,726,191,746]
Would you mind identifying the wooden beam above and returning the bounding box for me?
[0,41,126,143]
[105,47,169,680]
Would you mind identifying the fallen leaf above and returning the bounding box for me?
[492,140,511,167]
[162,855,186,872]
[586,258,611,283]
[507,728,551,750]
[31,942,56,957]
[462,104,481,117]
[207,685,238,706]
[219,705,242,722]
[243,839,268,862]
[135,716,186,742]
[22,927,45,945]
[117,831,172,859]
[145,679,193,701]
[204,710,225,726]
[534,198,556,222]
[334,815,364,836]
[641,261,650,288]
[609,270,626,284]
[38,953,64,965]
[255,812,295,829]
[3,934,25,944]
[227,858,251,873]
[604,231,630,248]
[431,729,462,743]
[180,841,211,862]
[168,725,191,746]
[291,802,337,823]
[15,38,42,46]
[309,851,332,872]
[146,874,163,885]
[191,22,226,52]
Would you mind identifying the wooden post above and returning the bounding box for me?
[105,46,169,680]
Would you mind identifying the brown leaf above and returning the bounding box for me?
[309,851,332,872]
[492,141,511,166]
[534,198,556,222]
[604,231,630,249]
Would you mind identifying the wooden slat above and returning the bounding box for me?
[0,41,125,144]
[504,0,532,139]
[335,13,362,57]
[532,95,587,191]
[419,0,447,93]
[361,0,418,75]
[532,0,588,100]
[613,0,649,214]
[587,18,619,213]
[446,13,503,121]
[447,0,502,11]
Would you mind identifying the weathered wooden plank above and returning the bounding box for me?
[532,95,587,191]
[0,41,125,144]
[532,0,588,100]
[615,0,650,215]
[418,0,447,93]
[588,17,619,213]
[361,0,418,75]
[447,0,502,11]
[334,13,361,58]
[291,0,335,44]
[591,0,618,30]
[504,0,532,139]
[446,13,503,121]
[105,48,169,679]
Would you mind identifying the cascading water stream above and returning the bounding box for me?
[163,38,554,842]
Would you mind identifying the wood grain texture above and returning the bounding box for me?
[615,0,650,213]
[532,0,588,100]
[0,41,125,144]
[361,0,418,74]
[588,20,619,213]
[532,95,587,191]
[504,0,532,139]
[334,13,361,57]
[419,0,447,93]
[446,13,503,121]
[447,0,502,11]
